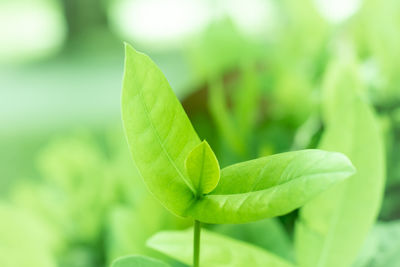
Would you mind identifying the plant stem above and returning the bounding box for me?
[193,220,201,267]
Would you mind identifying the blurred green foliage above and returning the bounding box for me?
[1,0,400,266]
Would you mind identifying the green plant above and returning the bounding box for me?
[116,43,355,267]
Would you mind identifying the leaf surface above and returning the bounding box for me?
[185,140,220,196]
[122,44,200,215]
[147,228,295,267]
[354,221,400,267]
[295,59,386,267]
[0,203,57,267]
[111,255,170,267]
[186,149,355,223]
[214,218,294,262]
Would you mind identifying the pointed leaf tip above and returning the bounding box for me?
[124,42,133,54]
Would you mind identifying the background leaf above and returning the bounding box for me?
[354,220,400,267]
[208,78,247,157]
[147,228,294,267]
[213,218,294,262]
[295,58,386,267]
[0,203,57,267]
[111,255,170,267]
[186,149,355,223]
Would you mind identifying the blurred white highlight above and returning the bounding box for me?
[0,0,66,62]
[314,0,362,23]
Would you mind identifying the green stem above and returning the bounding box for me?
[193,220,201,267]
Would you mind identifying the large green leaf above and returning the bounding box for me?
[111,255,170,267]
[186,149,355,223]
[185,140,220,196]
[122,44,200,216]
[295,59,385,267]
[147,228,295,267]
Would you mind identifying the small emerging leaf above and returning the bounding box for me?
[111,255,170,267]
[147,228,294,267]
[185,140,220,196]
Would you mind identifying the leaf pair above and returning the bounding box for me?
[121,43,355,224]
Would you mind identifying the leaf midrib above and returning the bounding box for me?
[208,170,351,197]
[135,67,196,194]
[196,144,206,197]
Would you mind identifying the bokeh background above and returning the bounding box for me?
[1,0,400,266]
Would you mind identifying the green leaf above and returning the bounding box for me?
[0,203,57,267]
[186,149,355,223]
[295,59,385,267]
[122,44,200,216]
[354,221,400,267]
[208,78,247,156]
[185,140,220,196]
[111,255,170,267]
[147,228,295,267]
[232,63,261,142]
[214,218,294,262]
